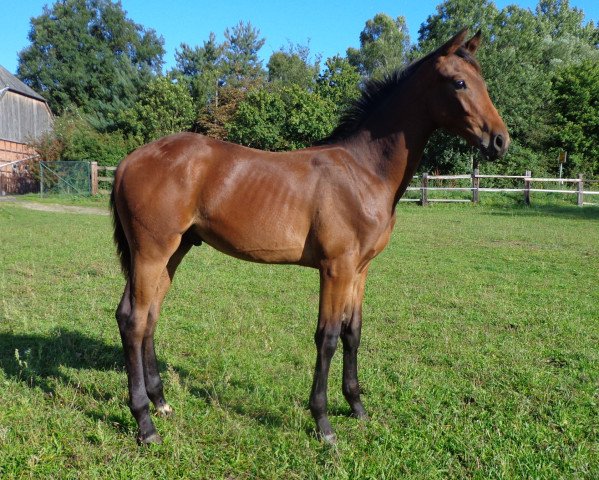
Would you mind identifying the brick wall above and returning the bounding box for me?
[0,139,37,162]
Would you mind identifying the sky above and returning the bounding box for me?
[0,0,597,75]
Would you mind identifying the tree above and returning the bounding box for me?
[30,107,134,166]
[267,43,319,90]
[551,60,599,176]
[226,88,287,150]
[316,56,361,108]
[173,33,223,110]
[222,21,266,85]
[17,0,165,131]
[227,85,337,150]
[117,76,195,145]
[417,0,498,50]
[196,83,252,141]
[347,14,411,78]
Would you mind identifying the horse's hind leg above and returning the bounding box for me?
[341,268,369,419]
[142,241,193,416]
[116,238,180,444]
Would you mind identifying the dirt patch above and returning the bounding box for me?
[16,201,109,216]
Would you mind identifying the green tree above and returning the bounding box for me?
[31,108,134,166]
[551,60,599,176]
[267,43,319,89]
[173,33,224,110]
[17,0,164,131]
[316,56,361,108]
[226,88,286,150]
[347,13,411,78]
[117,76,195,144]
[222,21,266,85]
[227,85,336,150]
[417,0,498,50]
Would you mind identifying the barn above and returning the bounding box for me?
[0,65,53,194]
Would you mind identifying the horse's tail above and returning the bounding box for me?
[110,186,131,279]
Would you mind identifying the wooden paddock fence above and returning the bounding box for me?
[402,168,599,207]
[91,163,117,195]
[92,164,598,207]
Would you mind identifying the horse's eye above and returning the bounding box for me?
[453,80,467,90]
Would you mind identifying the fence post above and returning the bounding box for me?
[421,172,429,206]
[472,167,480,203]
[40,162,44,197]
[524,170,531,206]
[577,174,584,207]
[90,162,98,195]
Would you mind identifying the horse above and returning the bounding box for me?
[110,28,509,444]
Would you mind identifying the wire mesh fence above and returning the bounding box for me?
[39,161,91,196]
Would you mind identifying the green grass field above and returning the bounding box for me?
[0,199,597,479]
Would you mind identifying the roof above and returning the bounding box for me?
[0,65,47,102]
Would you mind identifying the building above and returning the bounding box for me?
[0,65,53,194]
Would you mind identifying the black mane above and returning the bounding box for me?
[319,47,480,144]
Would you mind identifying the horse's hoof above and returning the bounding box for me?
[156,403,173,416]
[138,432,163,445]
[320,432,337,444]
[352,411,369,421]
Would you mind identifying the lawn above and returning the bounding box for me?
[0,199,597,479]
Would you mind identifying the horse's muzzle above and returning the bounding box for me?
[481,132,509,159]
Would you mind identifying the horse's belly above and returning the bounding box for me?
[195,213,309,264]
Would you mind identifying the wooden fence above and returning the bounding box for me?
[91,163,117,195]
[91,164,599,207]
[403,168,599,207]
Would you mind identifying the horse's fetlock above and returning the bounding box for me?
[343,380,360,400]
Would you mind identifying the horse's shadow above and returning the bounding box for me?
[0,328,296,433]
[0,329,125,396]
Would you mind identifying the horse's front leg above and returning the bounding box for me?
[309,261,357,443]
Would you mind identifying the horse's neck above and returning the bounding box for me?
[348,100,435,209]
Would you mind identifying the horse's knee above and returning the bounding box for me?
[314,328,340,356]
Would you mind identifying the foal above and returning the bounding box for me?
[111,28,509,444]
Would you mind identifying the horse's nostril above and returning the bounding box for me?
[494,134,504,150]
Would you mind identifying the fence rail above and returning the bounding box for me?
[404,169,598,207]
[92,164,117,195]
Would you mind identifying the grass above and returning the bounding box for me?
[0,199,597,479]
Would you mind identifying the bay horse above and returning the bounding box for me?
[111,29,509,444]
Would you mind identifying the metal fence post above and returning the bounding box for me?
[421,172,429,206]
[577,174,584,207]
[472,167,480,203]
[524,170,531,206]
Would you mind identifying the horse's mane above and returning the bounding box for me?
[319,46,480,144]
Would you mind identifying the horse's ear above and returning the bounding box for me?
[464,29,482,54]
[438,28,469,56]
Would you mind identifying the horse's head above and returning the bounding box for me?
[426,29,509,159]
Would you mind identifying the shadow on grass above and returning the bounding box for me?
[186,376,286,429]
[0,329,124,396]
[0,328,296,433]
[483,203,599,221]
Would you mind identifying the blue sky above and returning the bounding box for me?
[0,0,597,75]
